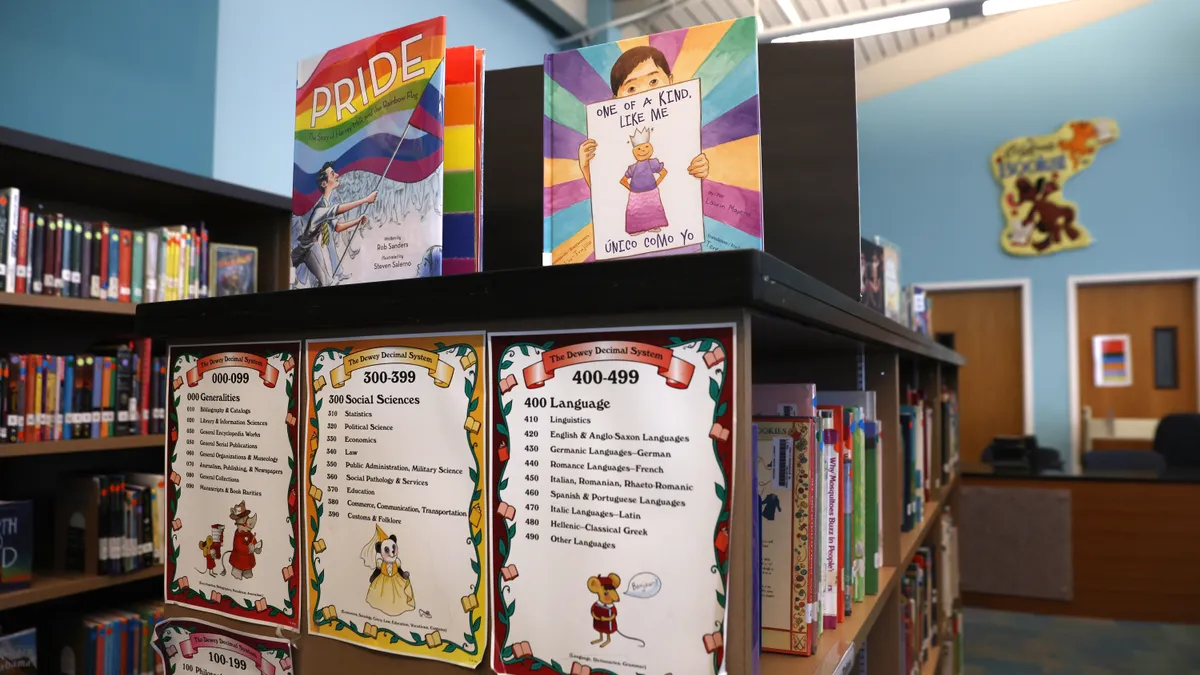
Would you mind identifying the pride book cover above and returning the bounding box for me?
[544,17,763,265]
[291,18,446,289]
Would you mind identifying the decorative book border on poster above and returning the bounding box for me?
[489,325,735,675]
[165,343,302,630]
[304,333,488,667]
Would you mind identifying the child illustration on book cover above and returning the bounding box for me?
[291,18,447,288]
[545,18,762,264]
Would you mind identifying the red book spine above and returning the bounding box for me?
[137,338,151,435]
[98,222,110,300]
[118,229,132,303]
[14,208,27,294]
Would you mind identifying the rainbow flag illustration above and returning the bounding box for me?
[291,18,446,288]
[543,17,763,265]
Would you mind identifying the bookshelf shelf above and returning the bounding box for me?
[921,644,944,675]
[0,292,138,316]
[0,565,163,611]
[0,434,163,458]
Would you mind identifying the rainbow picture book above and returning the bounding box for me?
[544,17,763,265]
[443,45,485,274]
[291,18,446,288]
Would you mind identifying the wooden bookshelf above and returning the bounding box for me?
[0,291,139,315]
[0,565,163,611]
[0,434,164,458]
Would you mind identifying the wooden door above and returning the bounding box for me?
[1077,280,1198,449]
[928,287,1025,463]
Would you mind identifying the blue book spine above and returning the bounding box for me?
[108,230,120,302]
[63,356,74,440]
[84,624,96,675]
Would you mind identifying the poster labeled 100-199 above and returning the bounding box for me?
[490,326,735,675]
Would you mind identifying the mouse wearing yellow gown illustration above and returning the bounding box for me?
[360,525,416,617]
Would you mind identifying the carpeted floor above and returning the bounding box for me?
[964,608,1200,675]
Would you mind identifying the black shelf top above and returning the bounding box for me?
[137,249,964,365]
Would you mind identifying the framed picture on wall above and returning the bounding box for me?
[209,243,258,297]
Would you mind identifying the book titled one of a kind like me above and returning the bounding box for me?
[290,18,484,288]
[544,17,764,264]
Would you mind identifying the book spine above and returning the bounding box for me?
[92,358,103,438]
[155,358,167,434]
[0,359,7,443]
[137,338,151,435]
[51,356,62,440]
[94,222,107,299]
[15,356,27,442]
[50,215,63,296]
[0,188,15,293]
[63,356,74,440]
[107,227,120,301]
[119,229,132,303]
[132,231,145,304]
[71,221,84,297]
[101,357,113,437]
[31,214,44,294]
[81,223,93,300]
[60,217,73,297]
[199,224,209,298]
[116,349,134,436]
[15,208,28,294]
[144,231,159,303]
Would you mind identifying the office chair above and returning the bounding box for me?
[1082,450,1167,472]
[1153,413,1200,469]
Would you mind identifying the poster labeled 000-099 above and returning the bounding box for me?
[490,325,735,675]
[305,333,488,667]
[165,343,302,630]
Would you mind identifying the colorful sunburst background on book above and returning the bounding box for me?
[543,17,763,264]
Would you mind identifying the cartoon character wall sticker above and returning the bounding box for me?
[361,525,416,617]
[195,501,262,579]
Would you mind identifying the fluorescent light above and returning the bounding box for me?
[982,0,1076,16]
[772,8,950,42]
[774,0,803,26]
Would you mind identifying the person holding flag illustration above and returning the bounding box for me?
[291,161,376,287]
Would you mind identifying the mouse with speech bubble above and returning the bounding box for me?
[588,572,660,648]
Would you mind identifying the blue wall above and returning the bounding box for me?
[213,0,559,195]
[0,0,218,176]
[859,0,1200,456]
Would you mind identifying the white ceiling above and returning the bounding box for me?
[613,0,989,67]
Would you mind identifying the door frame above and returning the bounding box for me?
[1067,270,1200,469]
[918,278,1035,436]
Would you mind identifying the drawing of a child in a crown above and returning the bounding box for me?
[620,127,669,235]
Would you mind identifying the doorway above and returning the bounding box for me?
[923,280,1032,464]
[1070,274,1199,458]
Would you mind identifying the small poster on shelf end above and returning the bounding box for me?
[489,325,735,675]
[152,617,294,675]
[166,343,302,630]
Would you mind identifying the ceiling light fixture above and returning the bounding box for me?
[771,8,951,42]
[982,0,1076,16]
[773,0,804,26]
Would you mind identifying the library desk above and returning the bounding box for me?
[960,464,1200,623]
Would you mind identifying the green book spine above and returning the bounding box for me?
[131,232,145,303]
[864,420,880,595]
[853,412,866,603]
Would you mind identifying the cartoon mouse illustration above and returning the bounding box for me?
[196,524,224,577]
[588,573,646,648]
[1010,176,1079,251]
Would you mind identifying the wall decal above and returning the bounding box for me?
[992,119,1119,256]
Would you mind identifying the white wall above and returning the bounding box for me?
[214,0,558,195]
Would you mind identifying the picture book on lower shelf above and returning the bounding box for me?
[544,17,764,264]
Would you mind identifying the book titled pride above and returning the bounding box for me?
[290,17,485,288]
[544,17,763,264]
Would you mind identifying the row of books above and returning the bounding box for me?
[860,236,933,336]
[900,508,961,675]
[755,385,885,657]
[0,343,168,444]
[56,473,165,576]
[0,187,216,302]
[0,602,166,675]
[755,384,959,659]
